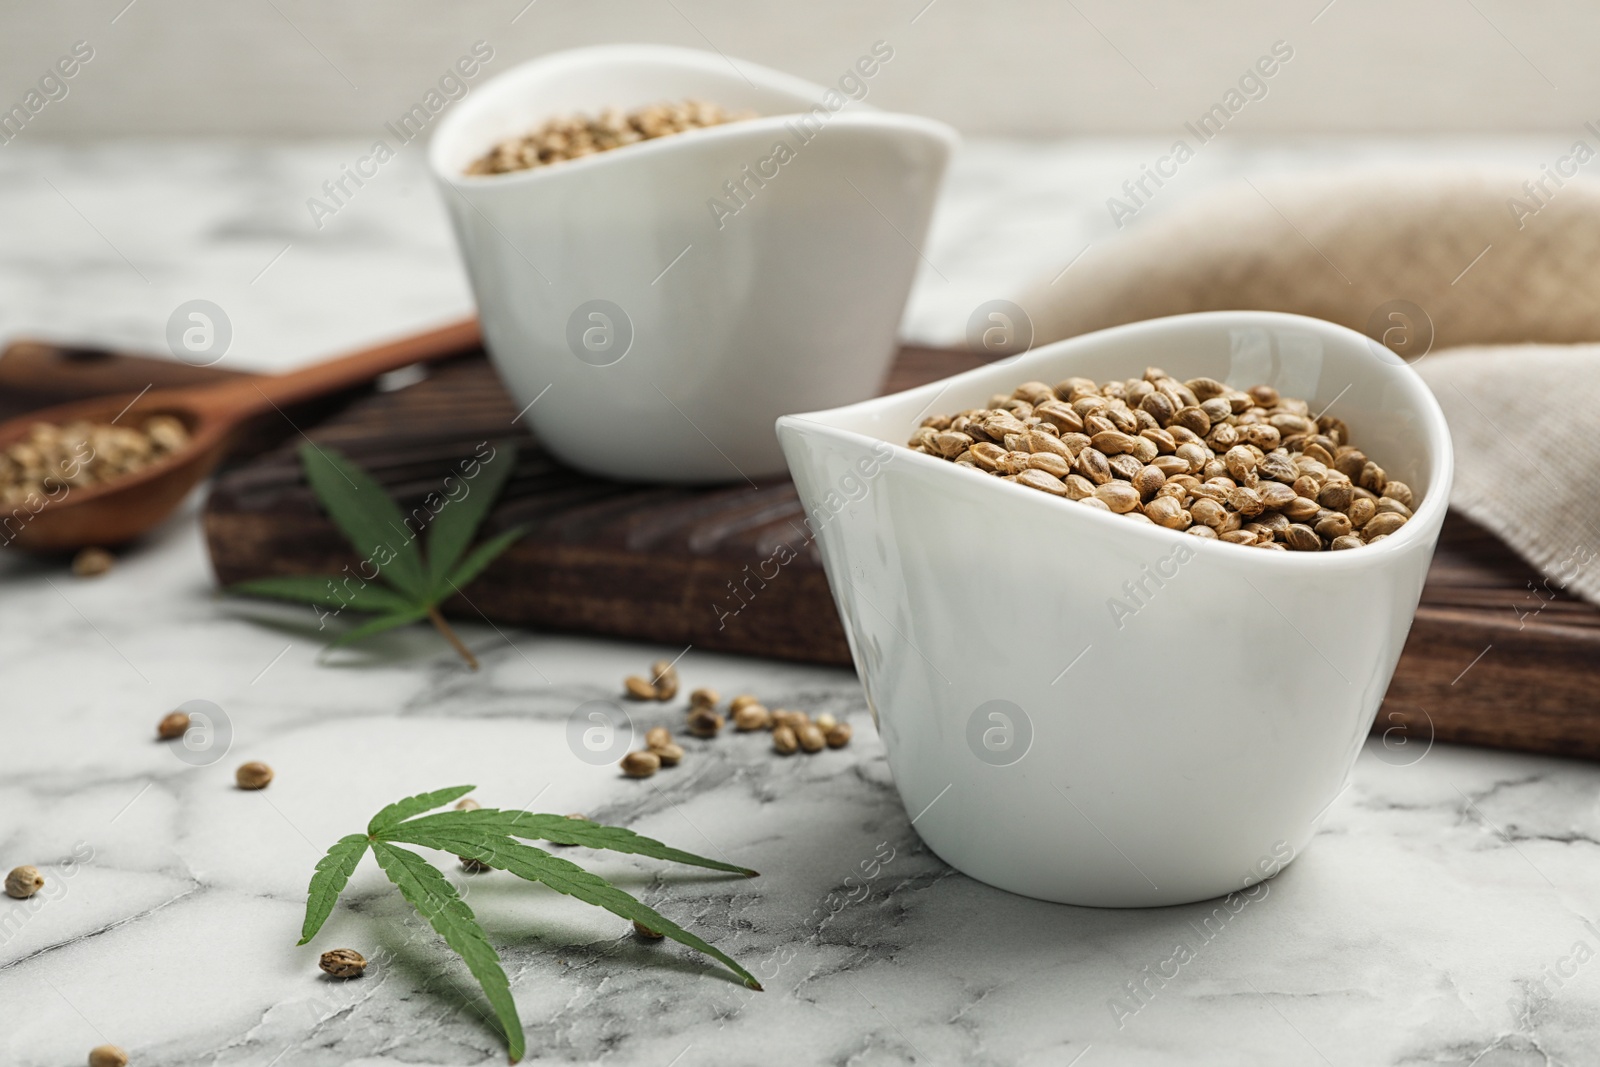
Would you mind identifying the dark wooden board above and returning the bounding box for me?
[5,335,1599,761]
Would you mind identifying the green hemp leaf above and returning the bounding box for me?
[228,442,525,669]
[299,786,761,1062]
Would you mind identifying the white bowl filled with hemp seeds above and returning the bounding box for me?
[429,44,957,483]
[777,310,1453,907]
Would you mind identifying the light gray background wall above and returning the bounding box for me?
[0,0,1586,138]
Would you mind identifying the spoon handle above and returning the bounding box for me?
[204,318,480,420]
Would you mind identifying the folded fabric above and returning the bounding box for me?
[1019,168,1600,604]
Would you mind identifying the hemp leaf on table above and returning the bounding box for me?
[227,442,524,669]
[300,786,761,1063]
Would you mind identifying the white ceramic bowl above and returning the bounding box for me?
[429,44,957,482]
[777,311,1453,907]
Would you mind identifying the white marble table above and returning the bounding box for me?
[3,139,1598,1066]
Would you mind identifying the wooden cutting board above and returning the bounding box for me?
[5,333,1598,761]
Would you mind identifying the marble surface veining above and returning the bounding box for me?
[2,138,1599,1066]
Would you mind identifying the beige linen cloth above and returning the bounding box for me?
[1019,168,1600,605]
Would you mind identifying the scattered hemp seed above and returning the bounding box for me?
[689,687,719,709]
[5,865,44,899]
[772,725,799,755]
[319,948,368,978]
[772,709,810,732]
[235,761,274,790]
[732,703,771,732]
[687,708,724,739]
[649,659,680,700]
[88,1046,129,1067]
[621,750,661,778]
[72,547,114,577]
[624,675,658,701]
[814,712,838,733]
[645,726,672,750]
[452,799,490,868]
[825,723,853,748]
[652,741,685,767]
[729,694,760,714]
[157,710,190,741]
[633,920,665,941]
[797,724,826,754]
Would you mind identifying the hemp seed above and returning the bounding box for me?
[772,725,799,755]
[319,948,368,978]
[620,750,661,778]
[157,710,190,741]
[72,547,114,577]
[733,703,771,731]
[88,1047,128,1067]
[453,797,487,866]
[652,741,685,767]
[235,762,273,790]
[624,675,659,701]
[633,920,666,941]
[687,708,724,738]
[466,99,756,176]
[797,723,826,753]
[1,415,191,508]
[649,659,679,700]
[825,723,853,748]
[908,374,1418,552]
[5,865,43,899]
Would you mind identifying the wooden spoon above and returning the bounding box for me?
[0,318,480,552]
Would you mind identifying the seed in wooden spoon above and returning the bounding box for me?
[0,415,190,506]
